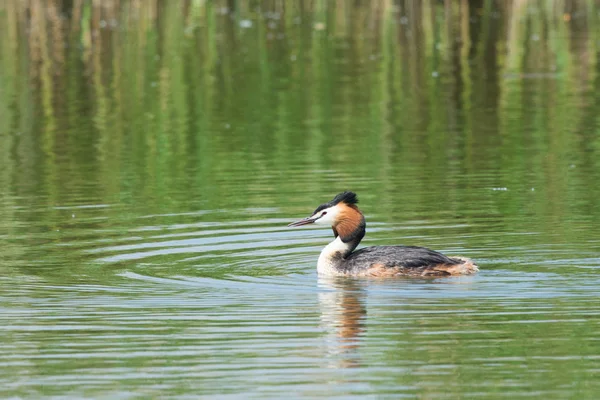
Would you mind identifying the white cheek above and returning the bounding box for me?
[314,216,329,225]
[314,207,339,225]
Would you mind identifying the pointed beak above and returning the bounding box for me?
[287,215,318,227]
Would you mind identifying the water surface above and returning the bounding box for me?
[1,1,600,398]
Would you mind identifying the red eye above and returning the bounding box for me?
[322,212,327,216]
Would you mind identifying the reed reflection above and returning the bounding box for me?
[2,0,600,219]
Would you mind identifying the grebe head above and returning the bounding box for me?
[288,192,365,240]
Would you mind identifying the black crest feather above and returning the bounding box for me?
[313,191,359,214]
[331,191,358,205]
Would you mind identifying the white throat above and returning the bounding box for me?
[317,236,353,276]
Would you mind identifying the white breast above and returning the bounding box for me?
[317,236,352,276]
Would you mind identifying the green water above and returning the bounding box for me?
[1,1,600,398]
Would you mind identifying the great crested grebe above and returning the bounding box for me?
[288,191,479,277]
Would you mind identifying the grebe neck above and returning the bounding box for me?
[317,219,365,275]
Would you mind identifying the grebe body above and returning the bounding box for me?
[288,192,479,277]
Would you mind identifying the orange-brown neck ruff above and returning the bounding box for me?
[334,204,365,243]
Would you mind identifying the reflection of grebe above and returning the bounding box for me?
[319,279,365,342]
[317,277,366,368]
[288,192,479,277]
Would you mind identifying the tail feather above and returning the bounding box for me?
[432,256,479,276]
